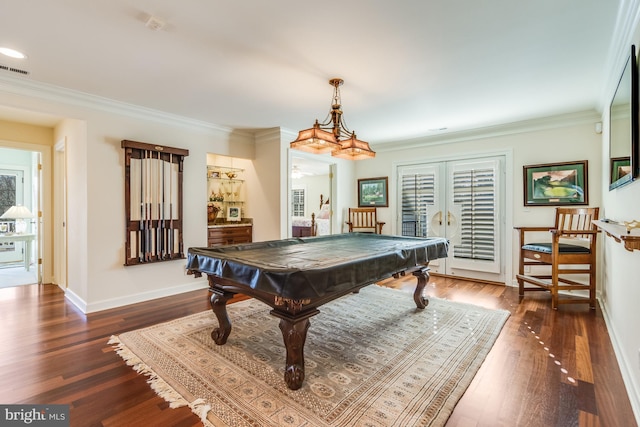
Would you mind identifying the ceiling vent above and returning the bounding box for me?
[0,64,29,76]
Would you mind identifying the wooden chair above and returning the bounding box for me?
[515,207,599,309]
[345,208,385,234]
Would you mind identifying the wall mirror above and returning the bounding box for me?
[609,45,639,190]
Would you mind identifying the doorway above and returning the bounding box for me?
[0,149,40,288]
[290,154,334,236]
[398,155,506,283]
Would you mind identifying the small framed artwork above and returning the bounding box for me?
[227,206,241,221]
[523,160,588,206]
[0,223,7,233]
[358,177,389,207]
[610,156,631,182]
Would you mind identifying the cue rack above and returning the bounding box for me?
[122,140,189,266]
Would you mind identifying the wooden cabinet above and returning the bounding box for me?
[292,226,313,237]
[208,225,252,247]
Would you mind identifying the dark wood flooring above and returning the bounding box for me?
[0,275,635,427]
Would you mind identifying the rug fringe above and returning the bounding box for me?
[109,335,213,426]
[189,398,214,427]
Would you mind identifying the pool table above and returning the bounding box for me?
[186,233,448,390]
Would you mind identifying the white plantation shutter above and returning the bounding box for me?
[400,167,437,237]
[448,158,501,274]
[451,167,495,261]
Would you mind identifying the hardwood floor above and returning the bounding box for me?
[0,276,635,427]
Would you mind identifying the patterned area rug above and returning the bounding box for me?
[110,285,509,427]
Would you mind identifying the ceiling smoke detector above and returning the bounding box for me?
[145,15,166,31]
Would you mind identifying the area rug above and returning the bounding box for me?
[110,285,509,427]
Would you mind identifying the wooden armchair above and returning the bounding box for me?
[345,208,385,234]
[515,207,599,309]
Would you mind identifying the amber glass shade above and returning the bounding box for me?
[331,135,376,160]
[290,123,341,154]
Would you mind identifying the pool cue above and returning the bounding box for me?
[151,151,156,260]
[145,150,152,262]
[139,152,145,262]
[156,152,163,260]
[159,153,165,259]
[168,153,173,258]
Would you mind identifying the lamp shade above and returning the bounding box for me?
[0,205,34,219]
[331,134,376,160]
[290,122,341,154]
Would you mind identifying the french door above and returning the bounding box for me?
[398,156,505,283]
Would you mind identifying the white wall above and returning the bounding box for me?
[253,128,287,241]
[292,174,331,217]
[596,8,640,419]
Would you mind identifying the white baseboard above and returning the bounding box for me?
[64,279,209,314]
[64,287,87,313]
[598,296,640,425]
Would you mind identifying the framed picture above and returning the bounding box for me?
[610,156,631,182]
[227,206,241,221]
[523,160,588,206]
[358,177,389,207]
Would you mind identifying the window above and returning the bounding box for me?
[291,188,305,217]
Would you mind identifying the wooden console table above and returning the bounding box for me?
[593,220,640,252]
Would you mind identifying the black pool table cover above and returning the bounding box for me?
[186,233,448,300]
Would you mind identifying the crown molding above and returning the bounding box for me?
[372,110,601,153]
[0,73,255,136]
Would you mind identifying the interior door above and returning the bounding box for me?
[398,156,505,283]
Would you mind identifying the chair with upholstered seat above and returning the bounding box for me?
[515,207,599,309]
[345,207,385,234]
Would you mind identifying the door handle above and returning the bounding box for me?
[437,211,442,225]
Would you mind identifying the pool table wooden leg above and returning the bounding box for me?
[273,309,318,390]
[209,288,235,345]
[413,267,431,309]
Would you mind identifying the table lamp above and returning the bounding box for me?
[0,205,34,234]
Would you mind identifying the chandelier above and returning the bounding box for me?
[290,78,375,160]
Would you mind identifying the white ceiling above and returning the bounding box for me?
[292,156,332,177]
[0,1,623,146]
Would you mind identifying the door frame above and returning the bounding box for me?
[54,138,67,289]
[288,152,336,236]
[0,140,53,285]
[393,149,514,285]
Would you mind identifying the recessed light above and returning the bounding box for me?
[0,47,27,59]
